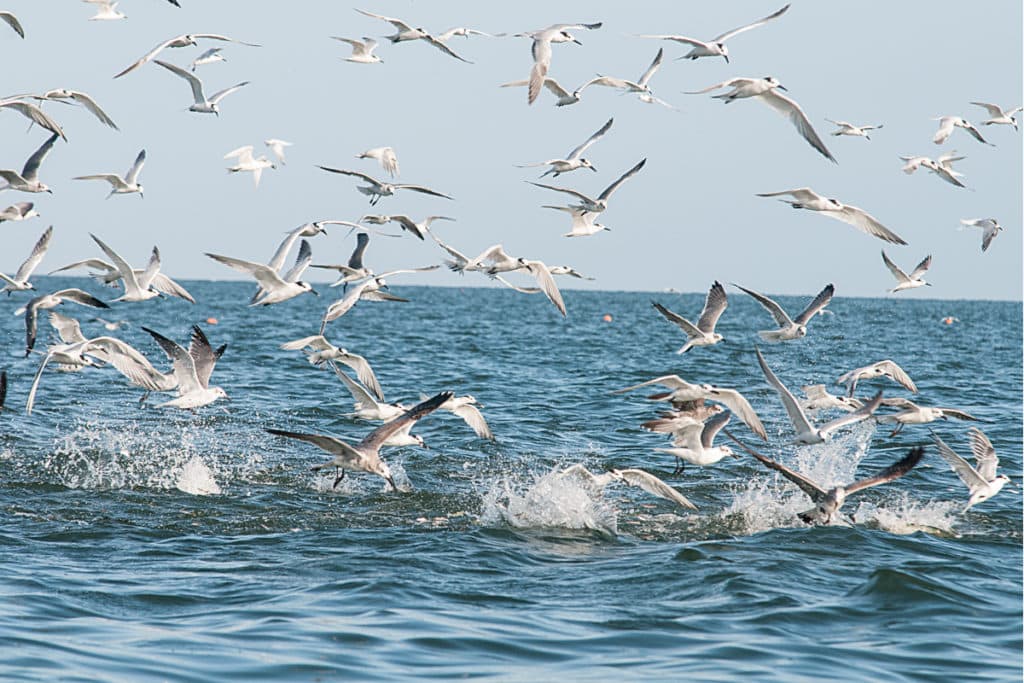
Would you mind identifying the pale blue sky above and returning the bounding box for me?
[1,1,1021,300]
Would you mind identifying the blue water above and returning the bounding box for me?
[1,279,1020,682]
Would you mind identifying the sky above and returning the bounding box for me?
[1,1,1021,300]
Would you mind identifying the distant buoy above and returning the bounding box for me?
[942,316,958,325]
[602,314,613,322]
[206,317,218,325]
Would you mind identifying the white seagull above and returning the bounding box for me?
[153,59,249,115]
[190,47,226,71]
[333,368,405,423]
[84,0,125,21]
[0,202,39,222]
[756,347,882,445]
[141,325,227,409]
[757,187,907,245]
[18,88,119,130]
[333,36,383,64]
[932,428,1011,511]
[317,167,451,205]
[557,464,698,511]
[356,147,399,177]
[268,391,453,491]
[932,116,993,145]
[264,139,291,165]
[519,117,612,178]
[800,385,863,413]
[500,76,586,107]
[651,412,737,472]
[0,225,51,294]
[18,288,109,356]
[249,221,330,303]
[464,246,566,316]
[47,258,195,303]
[353,9,472,62]
[207,242,318,306]
[969,102,1021,130]
[638,4,789,63]
[688,77,836,162]
[280,334,383,401]
[529,158,646,215]
[0,133,60,194]
[544,205,608,237]
[522,22,602,105]
[651,281,727,354]
[826,119,882,139]
[114,33,259,78]
[74,149,146,198]
[224,145,275,187]
[836,359,917,397]
[580,49,668,104]
[732,282,834,341]
[876,398,979,436]
[0,100,66,140]
[960,218,1002,252]
[882,251,931,293]
[89,233,162,302]
[360,214,453,241]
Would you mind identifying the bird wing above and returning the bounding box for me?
[348,232,371,269]
[280,335,332,352]
[393,184,453,200]
[26,350,57,415]
[265,224,302,273]
[1,102,66,141]
[652,301,702,337]
[793,283,834,325]
[715,3,791,42]
[53,288,109,309]
[333,363,385,409]
[209,82,250,105]
[567,117,613,160]
[523,261,566,316]
[967,427,998,482]
[492,275,540,294]
[354,8,413,32]
[969,101,1004,117]
[758,89,837,163]
[755,347,816,436]
[703,386,767,440]
[281,239,312,283]
[187,325,220,389]
[318,166,383,188]
[613,374,693,395]
[206,253,288,290]
[190,33,261,47]
[115,35,186,77]
[755,187,819,202]
[817,391,883,438]
[21,133,60,181]
[266,429,362,463]
[14,225,53,282]
[736,437,827,502]
[527,181,594,204]
[908,255,932,281]
[733,283,792,328]
[700,411,732,448]
[49,311,86,344]
[451,402,494,440]
[386,215,424,239]
[881,250,909,283]
[696,281,728,333]
[636,34,706,48]
[828,204,908,245]
[359,391,453,451]
[932,434,987,490]
[683,77,748,94]
[153,59,205,103]
[75,173,128,190]
[937,408,980,422]
[528,38,552,105]
[141,326,201,393]
[68,90,118,129]
[91,233,143,294]
[637,48,663,87]
[962,122,991,145]
[598,158,646,201]
[612,469,698,510]
[334,355,384,403]
[0,11,24,38]
[138,247,161,290]
[845,446,925,495]
[876,359,917,392]
[422,34,473,63]
[224,145,255,163]
[149,273,195,303]
[583,76,633,91]
[125,149,146,185]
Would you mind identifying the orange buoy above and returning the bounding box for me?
[602,314,613,322]
[206,317,218,325]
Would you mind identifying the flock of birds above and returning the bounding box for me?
[0,3,1017,526]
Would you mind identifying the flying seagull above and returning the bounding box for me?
[732,282,834,341]
[518,117,612,178]
[638,4,790,63]
[0,133,60,194]
[932,428,1011,511]
[317,167,452,205]
[74,149,146,198]
[153,59,249,115]
[757,187,907,245]
[114,32,259,78]
[651,281,727,354]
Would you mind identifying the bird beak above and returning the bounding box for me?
[722,55,730,64]
[420,442,430,451]
[777,84,789,92]
[386,476,397,491]
[139,192,144,200]
[310,288,320,297]
[45,189,53,194]
[589,166,598,172]
[572,38,583,46]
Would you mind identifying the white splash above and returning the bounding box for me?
[480,466,618,535]
[852,493,961,536]
[176,456,222,496]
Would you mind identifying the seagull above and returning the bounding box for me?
[518,117,612,178]
[651,281,727,354]
[268,391,453,491]
[614,374,766,439]
[90,233,164,302]
[208,242,317,306]
[141,325,227,409]
[932,428,1011,511]
[521,22,603,105]
[74,149,146,198]
[756,347,883,445]
[0,100,66,140]
[933,116,993,145]
[549,265,593,280]
[876,398,980,435]
[0,11,23,37]
[279,334,383,400]
[881,251,931,293]
[800,385,863,413]
[311,232,373,286]
[93,317,128,332]
[84,0,125,21]
[756,187,907,245]
[18,88,119,129]
[557,464,698,510]
[836,359,917,397]
[333,36,383,64]
[969,102,1021,130]
[500,76,586,107]
[825,119,882,139]
[435,27,495,42]
[353,9,472,62]
[320,267,437,328]
[248,221,330,303]
[580,49,666,103]
[17,288,109,357]
[0,225,52,294]
[264,139,291,165]
[650,411,738,472]
[464,246,566,316]
[900,151,968,188]
[317,167,452,206]
[224,145,275,187]
[365,214,453,241]
[688,77,836,162]
[47,258,195,303]
[333,368,406,423]
[114,33,260,78]
[638,4,789,63]
[355,147,399,177]
[960,218,1003,252]
[730,434,926,525]
[529,158,646,214]
[153,60,249,115]
[732,283,834,341]
[190,47,226,71]
[0,202,39,222]
[434,394,494,440]
[544,205,608,237]
[0,133,60,194]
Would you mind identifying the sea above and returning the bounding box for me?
[1,279,1020,682]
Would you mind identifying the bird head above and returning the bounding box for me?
[213,387,229,401]
[717,43,730,63]
[764,76,786,91]
[136,184,144,199]
[299,282,319,296]
[41,184,52,194]
[563,31,581,45]
[796,325,807,337]
[580,158,597,172]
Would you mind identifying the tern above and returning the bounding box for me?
[557,464,698,511]
[521,22,602,105]
[881,251,931,293]
[825,119,882,139]
[248,221,330,303]
[756,347,883,445]
[362,214,453,241]
[0,100,66,140]
[969,102,1021,130]
[464,246,567,316]
[17,288,109,357]
[153,60,249,115]
[0,225,51,294]
[500,76,586,107]
[18,88,118,129]
[321,271,433,329]
[757,187,907,245]
[207,242,318,306]
[190,47,226,71]
[0,11,23,37]
[518,117,612,178]
[877,398,979,435]
[960,218,1002,252]
[689,77,835,162]
[435,394,494,440]
[0,133,60,194]
[47,258,194,303]
[353,9,472,62]
[268,391,453,491]
[529,158,646,214]
[651,411,738,472]
[264,139,291,165]
[333,368,406,423]
[84,1,125,21]
[141,325,227,409]
[355,147,399,177]
[317,167,452,205]
[932,428,1010,511]
[651,281,727,354]
[900,152,967,188]
[544,205,608,237]
[0,202,39,222]
[114,33,260,78]
[730,434,926,525]
[800,385,863,413]
[90,233,163,302]
[638,4,789,63]
[933,116,992,145]
[280,334,383,401]
[333,36,383,64]
[224,145,275,187]
[580,49,666,103]
[74,149,146,198]
[311,232,373,286]
[837,359,917,397]
[732,282,834,341]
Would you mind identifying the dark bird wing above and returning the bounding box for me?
[793,283,835,325]
[696,281,728,333]
[845,446,925,495]
[359,391,453,451]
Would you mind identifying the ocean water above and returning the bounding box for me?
[0,278,1020,682]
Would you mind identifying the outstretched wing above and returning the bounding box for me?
[733,283,792,328]
[612,469,698,510]
[714,3,791,42]
[696,281,728,333]
[759,89,836,163]
[846,446,925,495]
[793,283,834,325]
[567,117,613,160]
[359,391,453,450]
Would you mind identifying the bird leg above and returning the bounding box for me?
[672,458,685,477]
[332,468,346,489]
[888,423,904,437]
